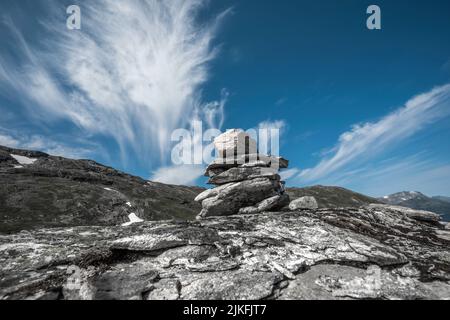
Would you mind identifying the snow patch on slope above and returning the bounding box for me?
[11,154,37,165]
[122,213,144,227]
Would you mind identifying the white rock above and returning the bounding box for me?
[214,129,257,158]
[289,196,319,210]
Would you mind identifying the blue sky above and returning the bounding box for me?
[0,0,450,197]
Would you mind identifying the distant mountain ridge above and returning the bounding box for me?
[379,191,450,222]
[433,196,450,203]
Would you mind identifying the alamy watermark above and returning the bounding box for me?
[367,5,382,30]
[66,4,382,32]
[66,5,81,30]
[170,121,282,168]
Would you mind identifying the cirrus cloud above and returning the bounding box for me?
[0,0,230,171]
[294,84,450,186]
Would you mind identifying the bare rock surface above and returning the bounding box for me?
[208,167,279,185]
[197,178,283,218]
[206,154,289,173]
[1,205,449,300]
[289,196,319,210]
[368,204,442,222]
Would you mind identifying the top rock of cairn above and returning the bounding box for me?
[195,129,290,219]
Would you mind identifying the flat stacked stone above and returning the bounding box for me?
[195,130,290,219]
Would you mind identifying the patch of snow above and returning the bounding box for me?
[10,154,37,165]
[103,187,117,192]
[14,165,24,169]
[126,202,132,207]
[122,213,144,227]
[383,196,389,199]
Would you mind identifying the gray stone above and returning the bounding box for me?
[206,154,289,172]
[240,161,270,168]
[146,279,181,300]
[289,196,319,210]
[197,178,283,218]
[91,263,158,300]
[180,269,282,300]
[203,167,227,178]
[238,194,290,215]
[279,264,450,300]
[194,183,232,202]
[111,233,187,252]
[368,204,442,222]
[208,167,279,185]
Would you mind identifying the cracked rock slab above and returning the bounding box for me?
[1,206,449,300]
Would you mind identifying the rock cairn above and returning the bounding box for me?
[195,129,290,219]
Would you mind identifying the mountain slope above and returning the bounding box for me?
[0,145,203,233]
[286,185,381,208]
[379,191,450,222]
[433,196,450,203]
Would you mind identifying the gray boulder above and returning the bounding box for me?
[197,178,283,218]
[289,196,319,210]
[368,204,442,222]
[206,154,289,172]
[208,167,279,185]
[214,129,257,158]
[238,193,290,215]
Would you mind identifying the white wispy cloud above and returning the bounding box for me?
[151,164,204,186]
[296,84,450,183]
[0,130,94,159]
[0,0,229,170]
[0,133,20,148]
[334,154,450,197]
[275,97,287,106]
[280,168,301,181]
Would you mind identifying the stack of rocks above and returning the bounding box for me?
[195,129,290,219]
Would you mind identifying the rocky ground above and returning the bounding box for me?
[1,144,449,300]
[1,204,449,300]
